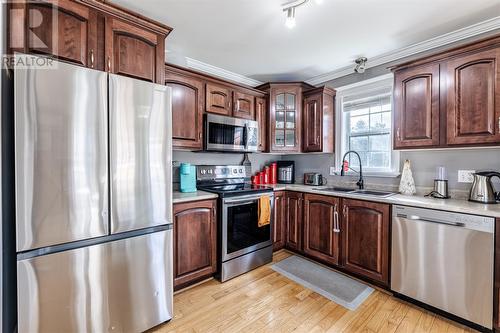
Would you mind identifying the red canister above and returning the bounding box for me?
[259,171,265,184]
[264,166,270,185]
[270,162,277,184]
[251,175,259,185]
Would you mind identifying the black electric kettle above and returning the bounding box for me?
[469,171,500,204]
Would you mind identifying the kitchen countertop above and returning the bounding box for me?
[265,184,500,218]
[173,190,218,204]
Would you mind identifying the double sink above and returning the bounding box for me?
[313,187,397,198]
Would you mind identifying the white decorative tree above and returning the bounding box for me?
[399,160,416,195]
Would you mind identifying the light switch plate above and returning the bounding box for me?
[458,170,475,183]
[330,167,336,176]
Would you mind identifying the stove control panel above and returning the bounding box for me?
[197,165,247,180]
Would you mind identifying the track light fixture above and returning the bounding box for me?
[282,0,322,29]
[354,57,368,73]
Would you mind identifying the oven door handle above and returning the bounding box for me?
[223,193,273,204]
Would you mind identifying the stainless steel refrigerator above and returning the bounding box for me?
[14,56,173,332]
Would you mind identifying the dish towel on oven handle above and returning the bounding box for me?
[258,195,271,227]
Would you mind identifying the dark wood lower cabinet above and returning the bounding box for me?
[341,199,390,286]
[303,194,340,265]
[273,191,286,251]
[173,200,217,289]
[285,192,303,252]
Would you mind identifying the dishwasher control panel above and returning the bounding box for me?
[393,205,494,233]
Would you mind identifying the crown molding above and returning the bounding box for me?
[306,16,500,86]
[185,57,264,87]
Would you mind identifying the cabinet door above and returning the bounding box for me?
[303,92,323,152]
[206,83,232,115]
[341,199,390,286]
[233,91,255,120]
[166,72,204,150]
[270,87,301,152]
[443,47,500,145]
[173,200,217,289]
[256,97,268,152]
[273,191,286,251]
[393,63,440,148]
[105,16,164,83]
[303,194,340,265]
[285,192,303,252]
[11,0,98,68]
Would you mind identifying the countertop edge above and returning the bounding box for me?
[264,184,500,218]
[173,190,218,204]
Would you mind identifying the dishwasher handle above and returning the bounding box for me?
[400,214,465,227]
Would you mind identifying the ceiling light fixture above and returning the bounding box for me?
[354,57,368,73]
[282,0,319,29]
[285,7,296,29]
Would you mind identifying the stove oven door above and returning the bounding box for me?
[222,193,274,261]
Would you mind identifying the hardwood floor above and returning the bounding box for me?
[153,251,477,333]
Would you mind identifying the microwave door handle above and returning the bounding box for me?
[244,123,249,151]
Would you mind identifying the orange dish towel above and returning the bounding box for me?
[258,195,271,228]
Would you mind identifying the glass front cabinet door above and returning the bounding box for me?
[270,85,303,152]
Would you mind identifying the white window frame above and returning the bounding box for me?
[335,74,400,177]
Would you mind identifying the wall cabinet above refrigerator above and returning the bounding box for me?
[8,0,172,83]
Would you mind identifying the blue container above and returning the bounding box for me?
[180,163,197,193]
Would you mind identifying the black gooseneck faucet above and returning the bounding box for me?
[340,150,364,190]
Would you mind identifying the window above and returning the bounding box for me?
[336,75,399,176]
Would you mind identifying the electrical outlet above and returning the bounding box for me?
[458,170,475,183]
[330,167,336,176]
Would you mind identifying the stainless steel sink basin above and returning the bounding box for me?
[352,190,396,197]
[314,187,396,197]
[314,187,356,193]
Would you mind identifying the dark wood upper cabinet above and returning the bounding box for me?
[285,191,303,252]
[341,199,390,286]
[233,91,255,120]
[206,83,232,116]
[105,16,164,83]
[9,0,98,68]
[255,97,268,152]
[8,0,171,80]
[173,200,217,289]
[443,47,500,146]
[303,194,340,265]
[272,191,286,251]
[165,68,204,150]
[393,63,440,149]
[302,87,335,153]
[393,36,500,149]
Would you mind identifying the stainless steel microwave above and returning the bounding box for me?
[205,114,259,152]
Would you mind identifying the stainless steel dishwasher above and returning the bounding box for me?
[391,205,494,329]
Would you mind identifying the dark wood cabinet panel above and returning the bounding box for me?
[233,91,255,120]
[256,97,268,152]
[173,200,217,289]
[394,63,440,149]
[105,16,164,83]
[10,0,98,68]
[273,191,286,251]
[166,71,204,150]
[303,194,340,265]
[443,47,500,145]
[302,87,335,153]
[341,199,390,286]
[206,83,232,115]
[285,192,303,252]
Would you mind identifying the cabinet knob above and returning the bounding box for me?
[397,128,401,141]
[107,56,111,72]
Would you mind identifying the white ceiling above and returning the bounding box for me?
[112,0,500,83]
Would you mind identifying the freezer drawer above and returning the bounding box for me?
[15,58,109,251]
[109,74,172,234]
[18,230,173,333]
